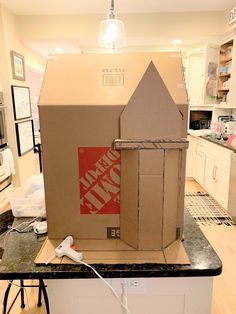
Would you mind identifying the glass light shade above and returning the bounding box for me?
[98,18,126,49]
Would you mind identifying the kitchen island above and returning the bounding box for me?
[0,211,221,313]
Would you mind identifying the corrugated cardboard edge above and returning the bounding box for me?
[162,150,180,247]
[34,238,190,265]
[120,151,139,248]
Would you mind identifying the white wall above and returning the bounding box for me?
[0,4,46,187]
[17,11,225,49]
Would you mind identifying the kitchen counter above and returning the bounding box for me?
[0,210,222,280]
[188,129,236,152]
[200,135,236,153]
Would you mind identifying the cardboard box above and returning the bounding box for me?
[35,238,190,265]
[39,52,188,251]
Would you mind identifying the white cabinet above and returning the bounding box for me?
[187,135,236,211]
[228,153,236,219]
[217,35,236,107]
[186,44,219,106]
[203,140,232,209]
[192,137,206,186]
[186,49,205,106]
[47,277,213,314]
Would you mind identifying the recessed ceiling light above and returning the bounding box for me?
[171,39,182,45]
[54,47,64,53]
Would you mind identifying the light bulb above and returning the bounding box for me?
[98,18,126,49]
[98,0,126,49]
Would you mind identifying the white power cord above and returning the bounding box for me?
[45,254,130,313]
[10,217,40,231]
[121,281,129,314]
[1,216,41,249]
[76,260,130,314]
[46,236,131,313]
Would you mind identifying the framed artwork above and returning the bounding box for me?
[11,85,32,120]
[10,51,25,81]
[229,6,236,25]
[15,120,35,156]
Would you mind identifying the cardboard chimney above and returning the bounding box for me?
[39,52,188,251]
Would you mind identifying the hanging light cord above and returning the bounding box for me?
[109,0,115,19]
[111,0,114,11]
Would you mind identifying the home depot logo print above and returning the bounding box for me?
[78,147,120,214]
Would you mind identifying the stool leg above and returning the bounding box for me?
[20,280,25,308]
[37,284,42,307]
[2,280,12,314]
[39,279,50,314]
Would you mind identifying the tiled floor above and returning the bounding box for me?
[0,180,235,313]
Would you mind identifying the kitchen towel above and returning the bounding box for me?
[0,148,15,179]
[4,148,15,175]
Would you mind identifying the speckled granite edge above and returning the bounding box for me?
[0,211,222,280]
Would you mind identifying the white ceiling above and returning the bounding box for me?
[1,0,235,15]
[1,0,234,57]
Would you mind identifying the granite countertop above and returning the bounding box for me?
[200,135,236,152]
[0,211,222,280]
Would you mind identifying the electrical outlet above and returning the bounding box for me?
[111,278,147,294]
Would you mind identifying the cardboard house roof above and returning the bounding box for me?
[120,61,182,140]
[39,52,188,106]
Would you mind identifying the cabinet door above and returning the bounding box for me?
[204,154,230,209]
[214,164,230,209]
[187,50,205,105]
[204,156,215,196]
[186,45,219,106]
[193,140,206,186]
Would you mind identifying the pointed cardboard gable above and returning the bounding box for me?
[120,62,182,140]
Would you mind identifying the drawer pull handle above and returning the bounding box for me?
[212,166,218,181]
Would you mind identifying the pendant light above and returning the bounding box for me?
[98,0,126,49]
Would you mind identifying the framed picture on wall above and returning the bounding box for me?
[11,85,32,120]
[15,120,35,156]
[10,51,25,81]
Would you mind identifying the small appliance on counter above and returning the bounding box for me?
[190,119,211,130]
[189,110,212,130]
[224,121,236,135]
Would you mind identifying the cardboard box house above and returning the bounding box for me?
[39,52,188,251]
